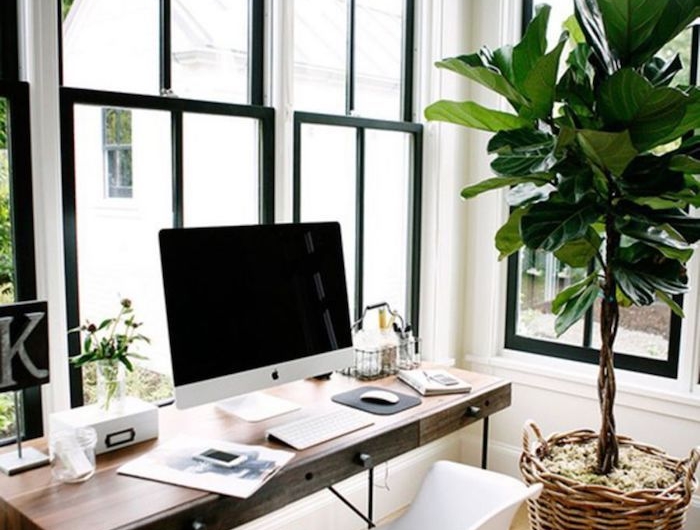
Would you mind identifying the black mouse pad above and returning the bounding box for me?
[331,386,422,415]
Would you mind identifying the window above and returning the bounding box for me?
[103,108,133,198]
[292,0,422,327]
[60,0,272,407]
[0,0,43,441]
[60,0,422,407]
[511,1,698,377]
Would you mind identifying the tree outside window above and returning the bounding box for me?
[0,97,16,439]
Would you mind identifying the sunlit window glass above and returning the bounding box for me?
[171,0,249,103]
[354,0,403,120]
[73,105,173,404]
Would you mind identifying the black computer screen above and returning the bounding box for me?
[159,222,353,387]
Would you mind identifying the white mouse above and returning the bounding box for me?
[360,389,400,405]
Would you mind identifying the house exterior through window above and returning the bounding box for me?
[103,107,133,198]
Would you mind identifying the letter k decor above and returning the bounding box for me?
[0,301,50,392]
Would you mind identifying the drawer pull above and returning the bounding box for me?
[355,452,373,468]
[191,520,207,530]
[465,406,481,417]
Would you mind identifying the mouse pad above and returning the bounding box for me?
[331,386,422,415]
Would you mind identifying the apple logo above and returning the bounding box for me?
[271,369,279,380]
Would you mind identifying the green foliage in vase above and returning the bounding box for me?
[425,0,700,475]
[69,298,150,372]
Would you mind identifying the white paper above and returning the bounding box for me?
[117,435,295,498]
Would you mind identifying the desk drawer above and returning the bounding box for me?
[145,422,419,530]
[419,384,511,445]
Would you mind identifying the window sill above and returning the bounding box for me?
[463,350,700,421]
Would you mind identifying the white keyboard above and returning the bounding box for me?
[266,408,374,450]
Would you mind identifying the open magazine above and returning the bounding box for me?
[117,435,295,498]
[397,368,472,396]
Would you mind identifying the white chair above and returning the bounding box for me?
[377,460,542,530]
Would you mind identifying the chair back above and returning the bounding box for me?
[380,461,541,530]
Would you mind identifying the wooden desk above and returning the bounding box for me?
[0,368,510,530]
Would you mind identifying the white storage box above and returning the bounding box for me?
[50,397,159,454]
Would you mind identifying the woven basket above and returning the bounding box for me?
[520,420,700,530]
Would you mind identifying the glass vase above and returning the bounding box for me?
[95,360,126,414]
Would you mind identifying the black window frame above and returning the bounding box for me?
[59,0,273,407]
[292,0,423,331]
[0,0,43,442]
[510,1,700,378]
[293,112,422,327]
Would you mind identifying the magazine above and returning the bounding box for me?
[397,368,472,396]
[117,435,295,498]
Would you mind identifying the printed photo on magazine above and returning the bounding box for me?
[118,435,295,498]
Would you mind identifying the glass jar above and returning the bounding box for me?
[49,427,97,483]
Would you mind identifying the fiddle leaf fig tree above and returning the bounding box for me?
[426,0,700,475]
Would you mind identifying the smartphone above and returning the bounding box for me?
[193,448,248,468]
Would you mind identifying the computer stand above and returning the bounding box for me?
[216,392,301,422]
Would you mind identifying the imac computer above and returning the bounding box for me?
[158,222,354,421]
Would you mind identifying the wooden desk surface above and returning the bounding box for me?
[0,368,510,530]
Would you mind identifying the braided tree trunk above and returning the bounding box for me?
[597,206,620,475]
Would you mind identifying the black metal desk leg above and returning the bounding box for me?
[367,467,374,528]
[481,416,489,469]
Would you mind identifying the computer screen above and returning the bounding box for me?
[159,222,354,414]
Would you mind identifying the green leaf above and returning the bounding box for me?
[577,129,637,176]
[435,56,528,106]
[597,68,688,151]
[669,154,700,173]
[557,163,595,204]
[487,128,556,176]
[521,38,567,120]
[618,153,685,196]
[653,86,700,146]
[629,87,688,151]
[615,258,688,305]
[597,0,700,67]
[512,4,550,90]
[595,0,667,66]
[460,177,526,200]
[554,227,602,268]
[521,199,601,252]
[554,281,601,336]
[424,100,531,132]
[507,183,554,208]
[552,273,596,314]
[656,290,685,318]
[495,208,526,260]
[490,45,515,85]
[647,208,700,243]
[598,68,651,125]
[574,0,619,75]
[616,219,694,262]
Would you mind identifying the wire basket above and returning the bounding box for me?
[346,302,419,380]
[520,420,700,530]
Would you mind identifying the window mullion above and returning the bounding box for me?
[172,110,183,228]
[249,0,265,105]
[354,127,364,320]
[346,0,356,115]
[159,0,172,92]
[400,0,416,122]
